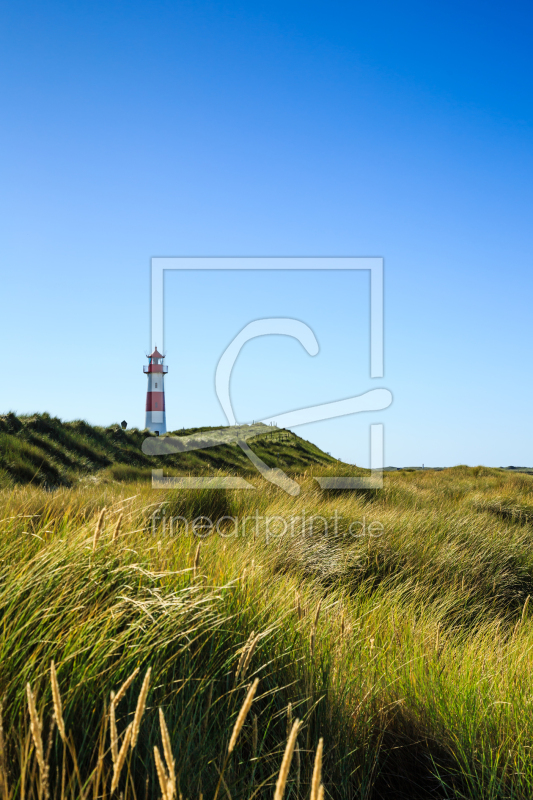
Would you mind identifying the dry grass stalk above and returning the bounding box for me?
[317,784,324,800]
[252,714,258,760]
[113,512,124,542]
[44,717,56,770]
[273,719,301,800]
[295,591,302,621]
[154,745,170,800]
[109,692,118,765]
[327,698,333,727]
[159,708,176,799]
[50,660,66,742]
[228,678,259,753]
[193,543,201,578]
[521,594,530,624]
[235,631,255,684]
[113,666,140,706]
[202,681,214,736]
[26,683,45,770]
[313,598,323,627]
[310,604,321,656]
[0,699,8,799]
[111,723,132,793]
[286,702,293,738]
[240,634,260,681]
[0,702,4,763]
[26,682,49,799]
[435,622,440,653]
[131,667,152,749]
[295,740,301,796]
[93,507,106,553]
[310,737,324,800]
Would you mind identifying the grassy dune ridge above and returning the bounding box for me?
[2,466,533,797]
[0,413,339,488]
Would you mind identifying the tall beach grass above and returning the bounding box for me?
[1,467,533,797]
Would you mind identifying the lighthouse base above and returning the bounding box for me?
[145,413,167,435]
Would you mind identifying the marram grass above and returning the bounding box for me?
[1,467,533,797]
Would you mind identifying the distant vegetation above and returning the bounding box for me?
[2,465,533,797]
[0,412,339,487]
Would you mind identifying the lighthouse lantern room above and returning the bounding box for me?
[144,347,168,434]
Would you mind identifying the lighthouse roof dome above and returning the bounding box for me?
[148,347,165,359]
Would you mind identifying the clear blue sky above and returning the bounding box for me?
[1,0,532,467]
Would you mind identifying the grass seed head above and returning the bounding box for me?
[92,507,106,553]
[50,660,66,742]
[240,634,260,681]
[228,678,259,753]
[111,723,132,793]
[154,745,170,800]
[310,737,324,800]
[26,683,44,769]
[273,719,301,800]
[159,708,176,798]
[113,667,140,706]
[26,682,49,798]
[113,512,123,542]
[131,667,151,749]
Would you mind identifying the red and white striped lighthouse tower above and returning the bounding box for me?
[144,347,168,434]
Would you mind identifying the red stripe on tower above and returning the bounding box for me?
[145,392,166,412]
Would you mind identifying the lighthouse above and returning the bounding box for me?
[144,347,168,434]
